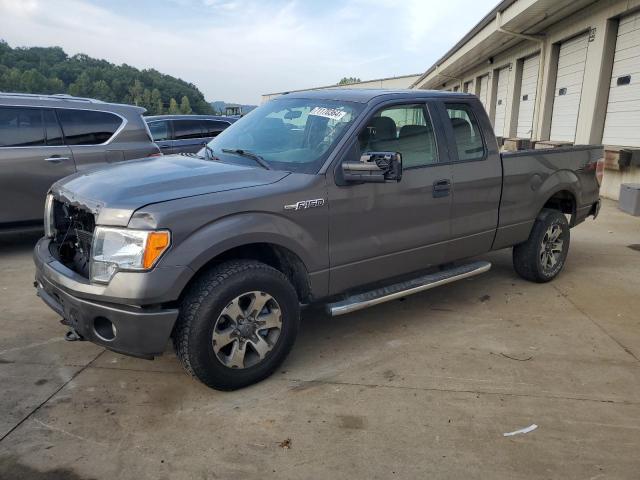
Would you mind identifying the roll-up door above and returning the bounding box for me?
[602,11,640,146]
[477,75,489,111]
[516,54,540,138]
[493,66,510,137]
[549,33,589,142]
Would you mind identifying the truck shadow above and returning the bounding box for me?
[0,231,42,255]
[0,455,95,480]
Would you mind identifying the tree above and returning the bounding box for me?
[179,95,192,114]
[0,41,214,113]
[128,79,144,106]
[168,97,180,114]
[338,77,361,86]
[92,79,112,101]
[151,88,163,115]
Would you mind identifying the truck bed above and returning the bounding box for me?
[493,144,603,250]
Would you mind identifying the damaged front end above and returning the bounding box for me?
[45,192,99,279]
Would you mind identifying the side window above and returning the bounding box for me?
[43,109,64,146]
[173,120,203,140]
[201,120,229,137]
[358,104,437,168]
[445,104,485,161]
[148,121,170,141]
[57,109,122,145]
[0,107,45,147]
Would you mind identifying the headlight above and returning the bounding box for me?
[44,194,55,238]
[90,227,171,284]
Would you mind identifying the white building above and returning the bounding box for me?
[261,73,421,103]
[412,0,640,199]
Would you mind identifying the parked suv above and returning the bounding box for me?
[145,115,236,154]
[0,93,160,229]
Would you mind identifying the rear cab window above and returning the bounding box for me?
[57,109,123,145]
[445,103,486,161]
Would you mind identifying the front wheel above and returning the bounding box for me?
[173,260,300,390]
[513,208,570,283]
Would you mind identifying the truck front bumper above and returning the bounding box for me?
[34,238,182,359]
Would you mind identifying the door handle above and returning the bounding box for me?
[44,156,70,164]
[159,145,172,149]
[432,179,451,198]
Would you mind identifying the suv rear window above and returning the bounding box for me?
[0,107,45,147]
[173,120,203,140]
[148,120,170,141]
[57,109,122,145]
[201,120,229,137]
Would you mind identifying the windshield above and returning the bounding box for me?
[201,98,364,173]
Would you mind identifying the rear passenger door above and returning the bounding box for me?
[327,101,454,294]
[57,109,125,169]
[148,120,174,154]
[172,119,206,153]
[439,102,502,260]
[0,107,75,224]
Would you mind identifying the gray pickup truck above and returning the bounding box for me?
[34,89,602,390]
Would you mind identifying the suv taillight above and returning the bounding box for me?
[596,157,605,186]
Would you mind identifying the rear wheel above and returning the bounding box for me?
[173,260,300,390]
[513,208,570,283]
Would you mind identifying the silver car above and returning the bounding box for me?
[0,93,160,230]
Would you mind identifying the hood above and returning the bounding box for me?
[52,155,289,226]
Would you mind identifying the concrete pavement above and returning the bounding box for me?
[1,200,639,479]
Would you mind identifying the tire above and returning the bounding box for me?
[173,260,300,390]
[513,208,570,283]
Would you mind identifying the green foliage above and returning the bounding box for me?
[168,97,180,114]
[0,40,213,115]
[337,76,361,86]
[179,95,192,114]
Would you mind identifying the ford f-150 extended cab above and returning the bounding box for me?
[34,89,603,390]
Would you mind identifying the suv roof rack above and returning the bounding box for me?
[0,92,105,104]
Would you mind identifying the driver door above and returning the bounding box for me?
[327,102,454,295]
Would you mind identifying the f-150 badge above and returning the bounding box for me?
[284,198,326,211]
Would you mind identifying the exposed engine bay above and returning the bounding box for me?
[49,199,96,278]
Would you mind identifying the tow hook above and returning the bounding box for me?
[64,328,83,342]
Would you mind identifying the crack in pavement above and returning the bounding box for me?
[552,284,640,363]
[287,377,640,406]
[0,349,106,443]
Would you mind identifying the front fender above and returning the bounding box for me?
[160,212,329,298]
[174,212,326,271]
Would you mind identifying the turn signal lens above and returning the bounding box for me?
[143,231,171,269]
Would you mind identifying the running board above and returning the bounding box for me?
[327,261,491,316]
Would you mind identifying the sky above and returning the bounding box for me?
[0,0,497,104]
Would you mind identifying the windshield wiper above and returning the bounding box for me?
[203,144,218,161]
[221,148,271,170]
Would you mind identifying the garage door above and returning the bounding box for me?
[493,66,510,137]
[477,75,489,111]
[516,54,540,138]
[602,11,640,146]
[549,33,589,142]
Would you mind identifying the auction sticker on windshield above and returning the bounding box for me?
[309,107,347,121]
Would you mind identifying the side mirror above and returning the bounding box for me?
[342,152,402,183]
